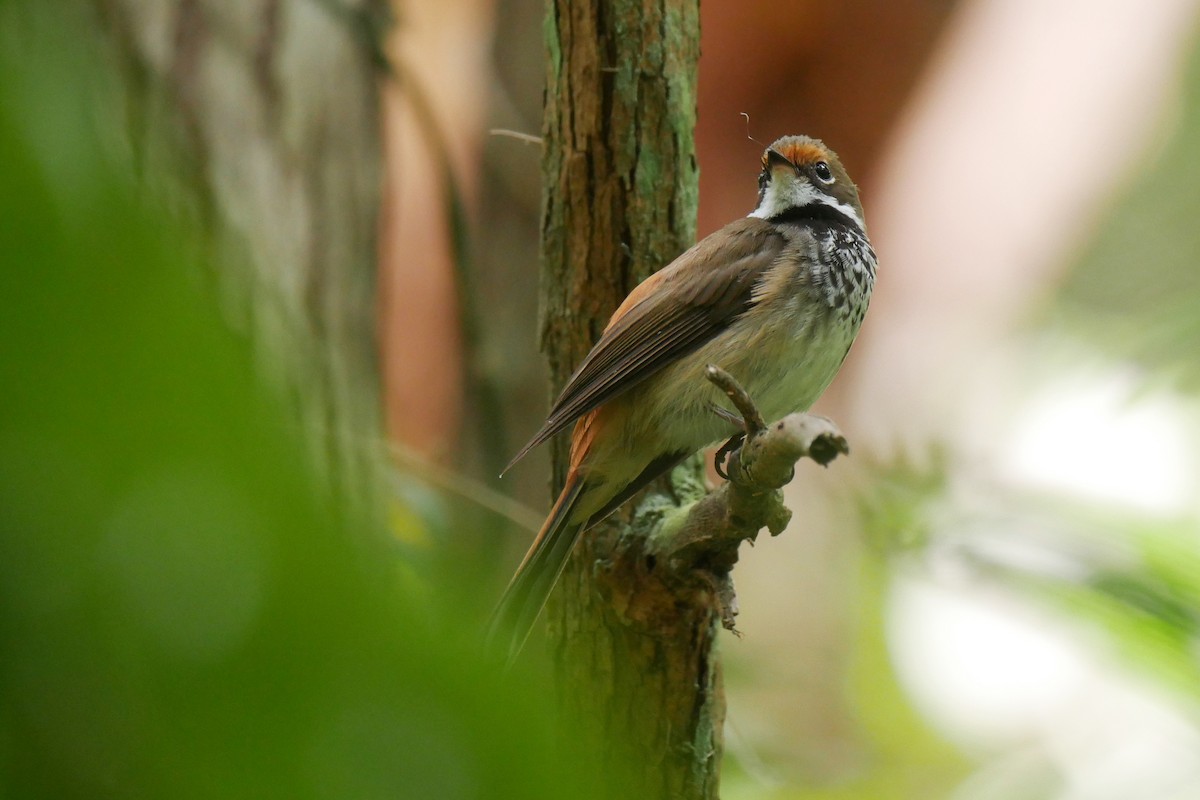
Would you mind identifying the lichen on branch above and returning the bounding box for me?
[640,366,850,631]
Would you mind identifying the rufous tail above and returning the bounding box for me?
[486,472,587,662]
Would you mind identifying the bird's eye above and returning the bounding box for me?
[813,161,834,183]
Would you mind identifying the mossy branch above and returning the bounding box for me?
[646,366,849,632]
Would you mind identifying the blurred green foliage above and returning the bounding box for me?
[0,5,585,798]
[1055,28,1200,392]
[1033,20,1200,705]
[6,2,1198,798]
[990,505,1200,701]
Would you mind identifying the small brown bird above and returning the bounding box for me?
[491,136,876,657]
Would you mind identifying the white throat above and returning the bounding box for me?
[749,180,865,232]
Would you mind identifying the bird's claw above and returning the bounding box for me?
[713,432,745,481]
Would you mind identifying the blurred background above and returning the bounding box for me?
[4,0,1200,797]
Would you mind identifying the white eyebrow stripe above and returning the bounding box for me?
[815,195,865,232]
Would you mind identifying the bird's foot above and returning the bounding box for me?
[705,365,768,483]
[713,432,745,481]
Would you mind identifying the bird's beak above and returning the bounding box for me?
[764,148,794,171]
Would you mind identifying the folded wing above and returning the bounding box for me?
[505,219,786,470]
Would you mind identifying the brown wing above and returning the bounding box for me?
[505,218,786,470]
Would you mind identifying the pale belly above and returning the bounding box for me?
[582,300,862,492]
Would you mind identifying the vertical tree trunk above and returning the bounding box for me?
[94,0,390,526]
[538,2,717,797]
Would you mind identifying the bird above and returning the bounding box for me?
[490,135,876,658]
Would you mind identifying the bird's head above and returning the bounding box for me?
[750,136,865,233]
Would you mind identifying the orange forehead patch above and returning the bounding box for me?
[761,140,828,168]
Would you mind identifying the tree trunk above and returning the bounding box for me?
[93,0,390,527]
[537,1,717,797]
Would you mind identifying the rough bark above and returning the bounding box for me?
[537,1,714,797]
[93,0,390,527]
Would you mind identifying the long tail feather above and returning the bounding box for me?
[487,472,588,661]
